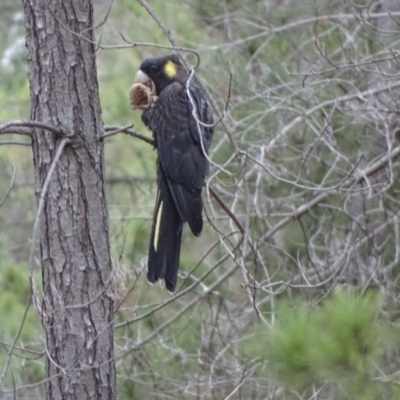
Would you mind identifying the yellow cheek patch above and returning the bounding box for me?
[164,60,177,79]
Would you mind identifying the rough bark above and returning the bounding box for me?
[22,1,116,399]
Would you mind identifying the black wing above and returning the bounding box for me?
[147,82,214,235]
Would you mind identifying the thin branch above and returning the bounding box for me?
[209,187,245,235]
[0,140,31,146]
[0,120,66,137]
[103,124,154,145]
[0,164,16,208]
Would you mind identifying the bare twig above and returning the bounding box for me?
[103,124,154,145]
[0,163,16,209]
[0,140,31,146]
[0,120,66,136]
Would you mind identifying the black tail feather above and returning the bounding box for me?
[147,170,183,292]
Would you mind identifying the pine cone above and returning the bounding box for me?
[129,82,151,110]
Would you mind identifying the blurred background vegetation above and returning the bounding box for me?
[1,0,400,398]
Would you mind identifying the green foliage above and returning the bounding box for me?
[0,262,41,342]
[242,290,397,399]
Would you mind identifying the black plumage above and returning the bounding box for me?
[136,54,214,291]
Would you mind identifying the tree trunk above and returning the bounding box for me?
[22,1,116,399]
